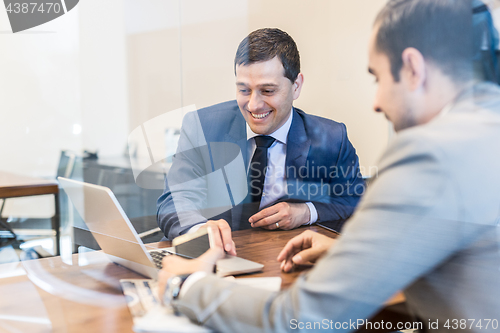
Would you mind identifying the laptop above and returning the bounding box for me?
[58,177,263,279]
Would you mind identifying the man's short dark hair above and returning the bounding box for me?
[375,0,474,82]
[234,28,301,83]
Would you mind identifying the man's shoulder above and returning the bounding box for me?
[191,100,243,140]
[380,107,495,172]
[395,90,500,153]
[408,82,500,148]
[197,100,240,118]
[294,107,346,138]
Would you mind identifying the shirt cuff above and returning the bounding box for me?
[188,222,206,233]
[178,271,207,299]
[304,202,318,225]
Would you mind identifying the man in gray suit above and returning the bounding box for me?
[158,0,500,332]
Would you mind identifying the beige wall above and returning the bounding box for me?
[126,0,248,131]
[128,28,183,130]
[79,0,130,156]
[0,2,81,177]
[0,0,131,176]
[127,0,388,175]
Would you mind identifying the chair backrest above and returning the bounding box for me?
[57,150,83,179]
[56,151,85,237]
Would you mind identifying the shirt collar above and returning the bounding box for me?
[437,101,453,119]
[246,108,293,144]
[435,80,479,120]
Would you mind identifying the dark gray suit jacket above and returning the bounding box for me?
[157,100,364,240]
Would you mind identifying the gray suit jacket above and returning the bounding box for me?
[173,82,500,332]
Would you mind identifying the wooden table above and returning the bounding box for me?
[0,171,60,254]
[0,226,407,332]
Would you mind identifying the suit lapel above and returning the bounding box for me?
[222,108,312,226]
[223,113,249,167]
[222,112,248,229]
[286,110,311,190]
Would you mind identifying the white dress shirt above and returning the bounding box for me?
[246,108,317,225]
[189,108,317,233]
[182,109,318,295]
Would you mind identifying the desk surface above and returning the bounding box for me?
[0,171,58,198]
[0,226,404,332]
[231,225,334,288]
[0,226,332,332]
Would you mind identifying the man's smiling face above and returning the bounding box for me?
[236,56,303,135]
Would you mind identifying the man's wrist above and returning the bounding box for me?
[188,222,206,233]
[304,202,318,225]
[178,271,208,298]
[163,273,191,307]
[163,271,207,314]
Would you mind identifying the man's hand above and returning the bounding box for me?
[158,247,224,303]
[249,202,310,230]
[277,230,336,272]
[200,219,236,256]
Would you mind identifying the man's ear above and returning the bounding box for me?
[400,47,426,91]
[292,73,304,100]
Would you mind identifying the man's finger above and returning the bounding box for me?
[215,220,236,255]
[276,232,310,262]
[281,258,295,273]
[260,224,276,230]
[197,247,225,268]
[293,245,325,265]
[251,211,281,228]
[277,238,300,262]
[249,205,280,224]
[206,223,223,249]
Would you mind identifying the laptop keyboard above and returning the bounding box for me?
[149,250,171,269]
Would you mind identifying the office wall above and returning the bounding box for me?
[78,0,129,157]
[0,0,130,177]
[126,0,248,131]
[0,4,81,177]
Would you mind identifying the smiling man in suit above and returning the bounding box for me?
[157,28,365,251]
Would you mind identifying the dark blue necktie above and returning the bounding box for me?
[248,135,276,204]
